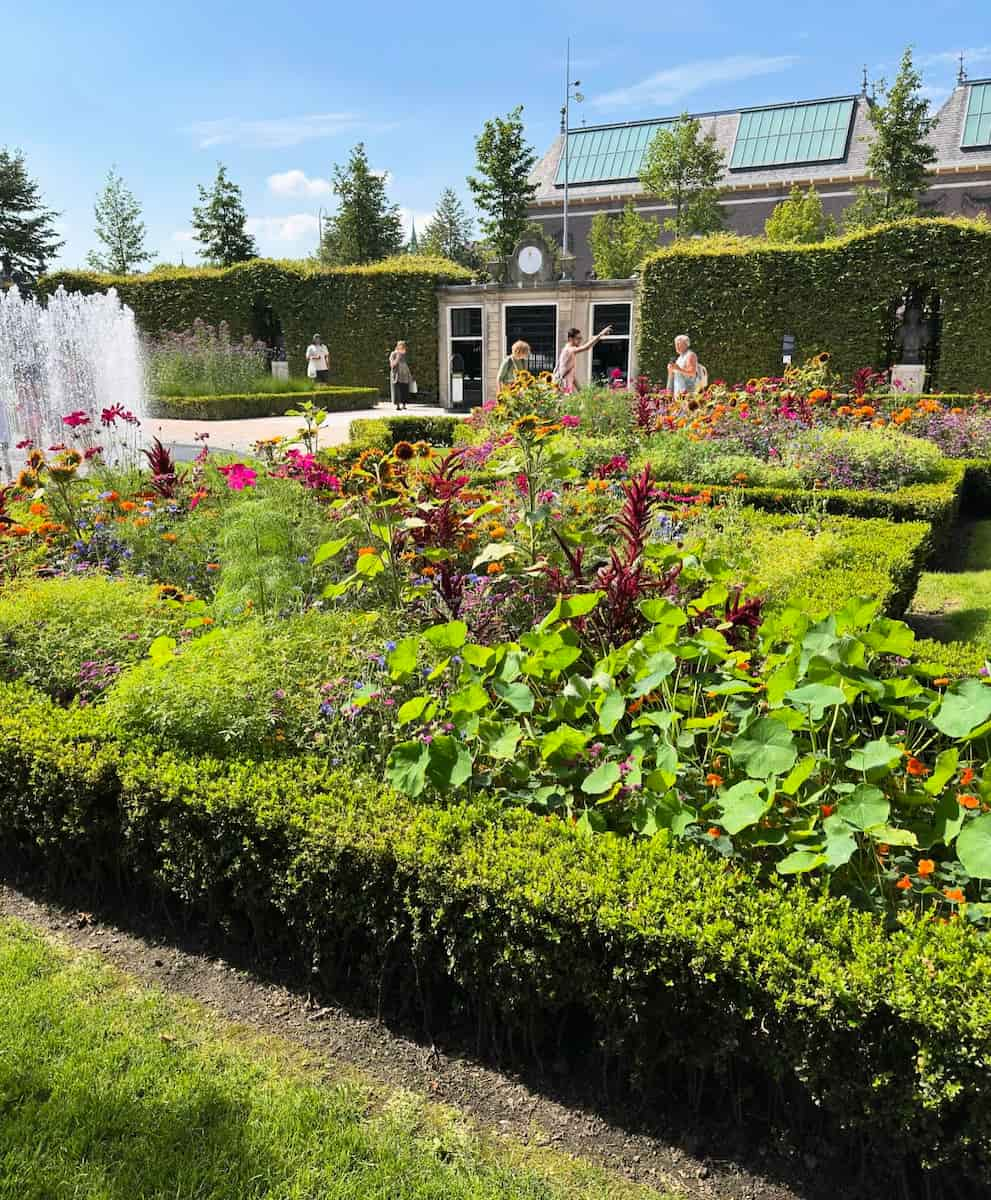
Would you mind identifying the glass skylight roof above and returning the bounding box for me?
[554,120,675,185]
[963,83,991,148]
[730,99,855,169]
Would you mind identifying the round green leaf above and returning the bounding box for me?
[957,814,991,879]
[582,761,622,795]
[837,784,890,831]
[731,718,797,779]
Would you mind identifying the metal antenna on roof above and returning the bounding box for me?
[958,52,967,84]
[861,65,869,97]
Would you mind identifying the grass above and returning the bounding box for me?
[0,920,672,1200]
[909,520,991,646]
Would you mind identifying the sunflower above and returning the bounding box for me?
[26,449,46,470]
[15,469,38,490]
[511,414,540,437]
[392,441,415,462]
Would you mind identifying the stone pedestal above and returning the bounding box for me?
[271,360,289,381]
[891,364,925,394]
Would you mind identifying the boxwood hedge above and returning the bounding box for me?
[0,680,987,1196]
[148,387,378,421]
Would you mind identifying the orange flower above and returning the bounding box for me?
[161,532,178,543]
[917,859,936,877]
[820,803,835,818]
[932,677,950,687]
[205,562,220,571]
[357,546,376,556]
[133,516,150,527]
[486,562,504,576]
[895,875,913,891]
[944,887,966,903]
[706,826,722,838]
[120,500,137,512]
[422,565,437,577]
[877,844,891,856]
[959,793,980,810]
[28,501,48,516]
[8,524,32,537]
[705,773,724,787]
[200,616,214,626]
[490,524,507,540]
[960,767,976,786]
[906,757,930,777]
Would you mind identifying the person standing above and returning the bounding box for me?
[553,325,612,394]
[305,334,330,383]
[497,340,531,389]
[389,340,414,410]
[667,335,699,396]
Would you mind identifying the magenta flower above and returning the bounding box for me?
[217,463,258,491]
[560,413,580,428]
[62,410,90,428]
[101,404,126,426]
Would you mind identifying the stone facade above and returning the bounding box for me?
[528,82,991,281]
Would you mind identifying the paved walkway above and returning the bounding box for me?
[147,402,466,457]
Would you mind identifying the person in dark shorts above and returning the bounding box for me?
[306,334,330,383]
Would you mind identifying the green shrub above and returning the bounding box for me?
[148,388,378,421]
[104,609,386,756]
[0,681,989,1189]
[349,414,461,449]
[0,576,185,703]
[783,428,944,491]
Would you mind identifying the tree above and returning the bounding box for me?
[0,147,63,285]
[191,164,258,267]
[764,184,837,244]
[419,188,478,267]
[587,202,660,277]
[467,106,537,263]
[86,167,155,274]
[843,47,937,231]
[641,114,726,240]
[320,143,403,265]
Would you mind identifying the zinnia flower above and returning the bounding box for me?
[486,562,503,575]
[217,463,257,491]
[61,410,90,428]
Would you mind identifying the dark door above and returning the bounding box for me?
[450,307,483,409]
[505,305,557,374]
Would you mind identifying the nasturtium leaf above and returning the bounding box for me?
[540,724,589,762]
[782,754,817,796]
[387,637,418,680]
[717,779,767,834]
[785,683,847,721]
[313,537,348,565]
[834,595,881,633]
[424,620,468,651]
[461,644,494,669]
[386,741,430,796]
[862,617,915,657]
[355,552,384,577]
[582,761,622,795]
[924,748,959,796]
[765,662,799,708]
[932,679,991,739]
[645,741,678,790]
[425,734,473,791]
[492,679,535,713]
[576,809,608,835]
[685,711,725,730]
[541,592,603,627]
[822,824,857,868]
[731,718,797,779]
[426,658,450,682]
[639,598,686,627]
[801,616,838,659]
[598,689,625,734]
[868,825,918,847]
[837,784,890,831]
[933,792,966,846]
[845,738,901,774]
[957,813,991,879]
[449,684,489,714]
[776,850,827,875]
[397,696,434,726]
[483,720,522,760]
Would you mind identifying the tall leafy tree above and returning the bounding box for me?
[844,48,937,230]
[467,106,537,262]
[320,143,403,265]
[86,167,155,274]
[191,164,258,267]
[0,147,63,285]
[765,184,837,244]
[587,202,660,277]
[640,114,725,240]
[419,188,478,266]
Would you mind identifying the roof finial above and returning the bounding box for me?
[560,104,567,135]
[861,65,869,97]
[958,52,967,85]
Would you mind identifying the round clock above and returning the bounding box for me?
[518,245,544,275]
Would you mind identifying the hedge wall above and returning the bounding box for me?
[148,387,378,421]
[638,219,991,393]
[0,681,988,1196]
[37,257,471,400]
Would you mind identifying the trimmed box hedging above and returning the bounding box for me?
[37,256,471,399]
[148,387,378,421]
[349,414,462,448]
[0,680,988,1195]
[638,219,991,393]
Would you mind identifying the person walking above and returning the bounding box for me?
[305,334,330,383]
[389,340,414,410]
[553,325,612,394]
[667,335,700,396]
[497,340,531,390]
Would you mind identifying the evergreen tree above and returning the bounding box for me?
[764,184,837,243]
[843,48,937,230]
[587,202,660,277]
[640,114,726,240]
[419,188,477,266]
[0,147,63,285]
[86,167,155,274]
[320,143,404,265]
[467,106,537,262]
[191,164,258,267]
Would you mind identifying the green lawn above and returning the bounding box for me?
[0,921,670,1200]
[909,520,991,649]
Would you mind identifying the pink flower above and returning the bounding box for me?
[217,463,258,491]
[101,404,126,426]
[15,438,33,449]
[560,413,580,428]
[62,410,90,428]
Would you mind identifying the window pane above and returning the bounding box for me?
[592,303,632,337]
[451,308,482,338]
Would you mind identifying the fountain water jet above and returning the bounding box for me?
[0,285,147,472]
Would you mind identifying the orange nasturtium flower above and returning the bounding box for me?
[120,500,137,512]
[895,876,913,891]
[357,546,376,556]
[960,767,976,786]
[917,859,936,877]
[706,826,722,838]
[705,773,724,787]
[906,757,931,777]
[932,677,950,687]
[820,804,836,818]
[944,887,966,903]
[28,501,48,516]
[959,793,980,810]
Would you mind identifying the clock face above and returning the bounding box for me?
[518,245,543,275]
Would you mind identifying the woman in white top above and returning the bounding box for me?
[305,334,330,382]
[667,334,698,396]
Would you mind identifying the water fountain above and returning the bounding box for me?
[0,285,147,475]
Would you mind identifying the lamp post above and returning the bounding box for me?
[561,38,584,279]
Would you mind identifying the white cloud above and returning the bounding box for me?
[591,54,799,110]
[267,169,332,197]
[923,46,991,69]
[189,113,363,149]
[245,213,321,244]
[171,230,196,243]
[400,207,435,239]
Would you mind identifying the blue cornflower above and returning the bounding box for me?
[385,640,397,652]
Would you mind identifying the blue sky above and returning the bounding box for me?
[6,0,990,269]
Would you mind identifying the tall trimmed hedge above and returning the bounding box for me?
[638,219,991,393]
[37,256,471,399]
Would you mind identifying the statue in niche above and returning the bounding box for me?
[895,289,937,365]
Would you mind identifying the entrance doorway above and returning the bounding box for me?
[504,304,557,374]
[250,296,285,364]
[589,302,632,386]
[449,306,483,409]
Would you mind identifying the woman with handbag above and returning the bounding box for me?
[389,340,414,410]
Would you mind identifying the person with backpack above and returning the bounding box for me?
[667,334,707,395]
